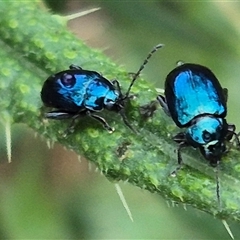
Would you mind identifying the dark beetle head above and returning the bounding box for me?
[199,140,226,166]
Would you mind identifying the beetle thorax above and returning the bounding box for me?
[104,90,122,111]
[185,116,225,147]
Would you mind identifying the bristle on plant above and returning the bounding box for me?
[64,7,101,21]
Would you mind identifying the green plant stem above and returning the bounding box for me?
[1,1,240,222]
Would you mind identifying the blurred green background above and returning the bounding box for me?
[1,1,240,238]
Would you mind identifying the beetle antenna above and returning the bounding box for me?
[215,160,221,211]
[125,43,164,98]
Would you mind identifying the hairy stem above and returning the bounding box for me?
[0,1,240,223]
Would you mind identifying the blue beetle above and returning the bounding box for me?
[41,44,163,133]
[157,63,239,167]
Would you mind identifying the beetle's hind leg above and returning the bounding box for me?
[86,111,114,133]
[43,110,77,135]
[44,110,76,120]
[62,113,82,137]
[43,110,84,137]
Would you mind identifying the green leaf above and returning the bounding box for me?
[1,0,240,224]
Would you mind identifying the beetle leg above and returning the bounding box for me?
[171,132,189,175]
[170,142,189,176]
[119,109,137,134]
[139,100,159,118]
[86,111,114,133]
[173,132,188,165]
[44,110,76,119]
[225,123,235,141]
[62,114,82,137]
[157,95,171,116]
[176,141,188,165]
[69,64,83,70]
[226,124,240,147]
[47,110,87,137]
[176,60,185,66]
[112,79,124,98]
[112,78,137,100]
[172,132,186,143]
[111,80,137,133]
[128,72,136,79]
[234,132,240,147]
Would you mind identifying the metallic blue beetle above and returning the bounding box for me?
[41,44,163,133]
[158,63,239,166]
